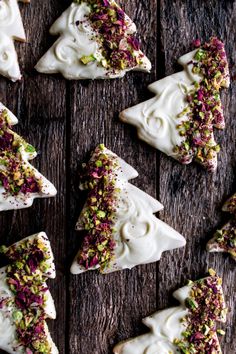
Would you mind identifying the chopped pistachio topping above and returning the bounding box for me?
[223,193,236,214]
[212,194,236,259]
[80,54,96,64]
[74,0,144,72]
[0,237,53,353]
[214,222,236,258]
[174,272,227,353]
[77,144,119,272]
[0,109,42,196]
[174,37,229,171]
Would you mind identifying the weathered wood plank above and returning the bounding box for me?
[67,1,158,353]
[0,0,235,353]
[0,1,68,353]
[158,1,236,353]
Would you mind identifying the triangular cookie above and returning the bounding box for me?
[35,1,151,79]
[71,145,186,274]
[0,103,57,211]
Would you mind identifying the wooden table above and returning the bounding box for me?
[0,0,235,353]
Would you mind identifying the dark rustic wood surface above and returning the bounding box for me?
[0,0,235,353]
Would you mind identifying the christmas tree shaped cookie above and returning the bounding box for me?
[70,145,186,275]
[0,103,57,211]
[120,38,230,171]
[114,270,227,354]
[0,232,58,354]
[0,0,29,81]
[207,193,236,261]
[35,0,151,80]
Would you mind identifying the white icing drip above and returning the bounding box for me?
[0,174,57,212]
[113,286,192,354]
[0,103,57,211]
[0,103,18,125]
[0,32,21,81]
[0,233,58,354]
[207,219,236,260]
[112,183,185,270]
[120,50,202,158]
[114,307,188,354]
[35,1,151,80]
[113,281,226,354]
[71,147,185,274]
[0,1,15,28]
[0,0,26,40]
[0,0,27,81]
[207,193,236,260]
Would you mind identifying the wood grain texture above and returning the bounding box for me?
[0,0,235,353]
[67,1,158,352]
[158,2,236,353]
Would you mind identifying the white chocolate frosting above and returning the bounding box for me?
[0,103,57,211]
[35,1,151,80]
[0,232,58,354]
[207,193,236,261]
[0,0,27,81]
[111,183,186,271]
[113,277,226,354]
[0,31,21,82]
[206,231,235,259]
[120,50,201,158]
[71,147,185,274]
[120,44,229,170]
[0,0,26,41]
[114,308,188,354]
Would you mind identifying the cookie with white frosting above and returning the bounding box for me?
[120,38,230,171]
[35,0,151,80]
[207,193,236,261]
[0,232,58,354]
[114,270,227,354]
[0,103,57,211]
[70,145,186,275]
[0,0,28,81]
